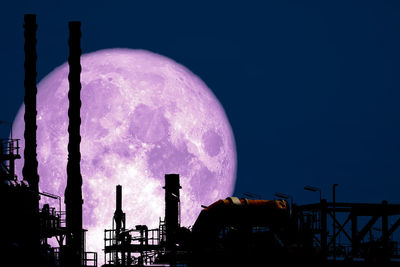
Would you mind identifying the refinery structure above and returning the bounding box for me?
[2,14,400,267]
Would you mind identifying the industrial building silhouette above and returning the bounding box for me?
[2,14,400,267]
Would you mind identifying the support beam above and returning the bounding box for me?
[382,201,389,262]
[358,215,380,241]
[351,211,358,258]
[296,201,400,261]
[320,199,328,260]
[328,212,352,247]
[388,217,400,237]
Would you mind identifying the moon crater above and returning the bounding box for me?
[129,104,170,143]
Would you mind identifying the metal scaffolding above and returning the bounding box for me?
[294,199,400,263]
[103,185,167,266]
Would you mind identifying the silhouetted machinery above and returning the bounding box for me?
[102,173,400,267]
[5,13,400,267]
[103,175,296,266]
[0,14,97,267]
[103,174,184,266]
[191,197,295,266]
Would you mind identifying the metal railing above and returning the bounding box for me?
[83,251,98,267]
[0,138,20,156]
[53,248,97,267]
[55,211,67,227]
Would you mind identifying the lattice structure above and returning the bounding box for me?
[0,139,21,182]
[103,184,172,266]
[104,225,164,266]
[39,195,98,266]
[294,199,400,263]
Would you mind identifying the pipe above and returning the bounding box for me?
[64,20,83,267]
[114,185,125,234]
[22,13,40,266]
[23,14,39,194]
[163,174,181,250]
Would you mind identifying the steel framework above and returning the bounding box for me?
[294,199,400,263]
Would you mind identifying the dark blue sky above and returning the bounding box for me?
[1,1,400,205]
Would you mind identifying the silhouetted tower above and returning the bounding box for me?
[22,13,40,266]
[0,139,21,181]
[113,185,126,265]
[64,21,83,267]
[23,14,39,192]
[114,185,126,235]
[163,174,181,250]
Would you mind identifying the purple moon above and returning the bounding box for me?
[12,48,237,261]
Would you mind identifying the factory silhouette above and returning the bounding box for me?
[2,14,400,267]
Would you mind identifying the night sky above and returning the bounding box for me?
[1,1,400,206]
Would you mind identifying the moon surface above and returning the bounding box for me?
[12,49,236,261]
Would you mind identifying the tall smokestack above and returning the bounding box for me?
[22,13,40,266]
[113,185,126,265]
[116,185,122,214]
[163,174,181,250]
[64,21,83,267]
[114,184,125,234]
[23,14,39,199]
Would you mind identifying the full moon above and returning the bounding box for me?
[12,49,236,261]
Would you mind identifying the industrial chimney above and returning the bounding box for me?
[163,174,181,250]
[114,184,126,235]
[23,14,39,205]
[113,185,126,265]
[64,21,83,267]
[22,13,40,266]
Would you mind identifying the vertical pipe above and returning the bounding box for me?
[351,210,358,258]
[320,199,328,261]
[113,185,125,265]
[23,13,40,266]
[382,200,389,262]
[114,185,124,233]
[116,185,122,213]
[164,174,181,248]
[333,184,338,261]
[64,21,83,267]
[23,14,39,190]
[163,174,181,267]
[9,140,16,180]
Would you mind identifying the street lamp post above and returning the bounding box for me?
[304,185,322,203]
[304,185,323,246]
